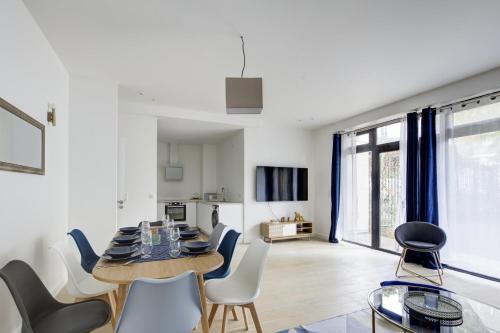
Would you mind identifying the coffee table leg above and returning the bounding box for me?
[197,273,210,333]
[115,284,129,320]
[372,309,376,333]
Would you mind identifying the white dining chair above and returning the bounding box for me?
[115,271,202,333]
[205,239,270,333]
[209,223,227,250]
[50,239,118,325]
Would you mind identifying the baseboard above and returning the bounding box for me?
[314,233,329,241]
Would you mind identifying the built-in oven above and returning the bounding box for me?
[165,202,186,221]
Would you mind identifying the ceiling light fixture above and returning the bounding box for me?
[225,35,263,114]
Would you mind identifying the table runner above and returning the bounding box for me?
[134,229,189,263]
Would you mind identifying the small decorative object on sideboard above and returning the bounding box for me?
[261,220,313,243]
[294,211,305,222]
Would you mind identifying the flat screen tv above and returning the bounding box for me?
[256,166,308,202]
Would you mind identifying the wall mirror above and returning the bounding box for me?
[0,97,45,175]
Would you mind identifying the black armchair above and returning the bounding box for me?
[0,260,111,333]
[394,222,446,285]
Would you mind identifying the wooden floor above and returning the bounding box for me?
[59,239,500,333]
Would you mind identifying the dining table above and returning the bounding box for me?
[92,229,224,333]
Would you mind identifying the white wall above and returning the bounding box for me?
[157,142,202,199]
[216,130,244,203]
[243,127,315,242]
[0,0,69,331]
[202,144,217,194]
[313,67,500,239]
[118,114,157,226]
[68,75,118,253]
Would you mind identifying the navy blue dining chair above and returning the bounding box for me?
[68,229,100,274]
[204,229,240,281]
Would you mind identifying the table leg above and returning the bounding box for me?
[115,284,129,320]
[372,309,376,333]
[197,273,210,333]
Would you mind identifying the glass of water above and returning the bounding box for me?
[170,227,180,241]
[141,221,152,258]
[169,240,181,258]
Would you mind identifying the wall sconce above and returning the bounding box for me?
[47,103,56,126]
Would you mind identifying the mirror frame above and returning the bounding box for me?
[0,97,45,175]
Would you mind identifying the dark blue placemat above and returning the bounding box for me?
[134,229,189,263]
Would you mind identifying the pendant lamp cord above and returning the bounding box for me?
[240,35,246,78]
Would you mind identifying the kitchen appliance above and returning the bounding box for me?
[211,205,219,228]
[256,166,308,202]
[204,193,219,201]
[165,166,183,181]
[165,201,186,221]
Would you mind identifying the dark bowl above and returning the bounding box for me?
[119,227,140,235]
[182,241,210,251]
[180,230,199,237]
[105,246,136,258]
[113,234,140,244]
[174,223,189,230]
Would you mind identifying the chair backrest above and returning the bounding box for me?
[209,223,226,250]
[138,221,163,227]
[231,239,270,298]
[115,271,201,333]
[207,229,240,278]
[395,222,447,248]
[50,240,89,297]
[0,260,61,333]
[68,229,100,274]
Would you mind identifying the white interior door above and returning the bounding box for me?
[117,137,128,227]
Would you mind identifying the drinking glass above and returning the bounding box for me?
[170,227,180,241]
[141,221,152,258]
[169,240,181,258]
[151,227,161,246]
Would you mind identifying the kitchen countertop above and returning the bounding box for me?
[157,198,242,205]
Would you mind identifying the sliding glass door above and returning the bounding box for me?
[344,122,402,253]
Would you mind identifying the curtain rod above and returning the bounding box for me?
[335,89,500,135]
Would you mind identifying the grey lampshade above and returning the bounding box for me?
[225,77,263,114]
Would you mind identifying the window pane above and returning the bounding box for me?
[353,151,372,246]
[356,133,369,146]
[379,150,401,252]
[377,123,400,144]
[444,130,500,277]
[454,101,500,126]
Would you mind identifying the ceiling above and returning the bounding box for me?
[157,117,241,144]
[24,0,500,128]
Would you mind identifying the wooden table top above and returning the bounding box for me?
[92,230,223,284]
[92,251,223,284]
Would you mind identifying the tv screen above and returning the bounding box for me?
[256,166,308,202]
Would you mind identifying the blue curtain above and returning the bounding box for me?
[405,108,439,268]
[329,133,341,243]
[406,112,420,221]
[419,108,439,225]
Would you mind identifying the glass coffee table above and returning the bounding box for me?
[368,285,500,333]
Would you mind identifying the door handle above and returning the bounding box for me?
[117,200,124,204]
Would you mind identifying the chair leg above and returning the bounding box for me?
[231,306,238,321]
[242,306,249,331]
[431,251,444,285]
[395,248,407,277]
[397,249,444,286]
[107,291,117,328]
[246,303,263,333]
[221,305,229,333]
[208,304,219,327]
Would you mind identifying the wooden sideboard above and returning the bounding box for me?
[260,221,313,243]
